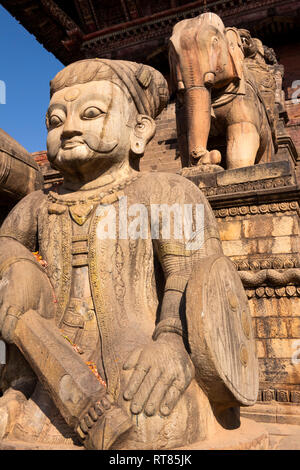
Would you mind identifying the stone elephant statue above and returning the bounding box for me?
[169,12,276,170]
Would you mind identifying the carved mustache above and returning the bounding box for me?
[61,131,118,154]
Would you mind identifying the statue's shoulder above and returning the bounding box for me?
[0,190,47,240]
[138,170,199,189]
[8,190,48,217]
[18,189,47,209]
[137,171,205,201]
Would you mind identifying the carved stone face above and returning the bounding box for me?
[46,80,134,177]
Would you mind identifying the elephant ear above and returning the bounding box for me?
[225,27,244,81]
[169,18,194,94]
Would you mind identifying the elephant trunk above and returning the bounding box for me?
[185,86,211,163]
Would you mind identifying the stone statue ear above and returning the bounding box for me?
[130,114,156,156]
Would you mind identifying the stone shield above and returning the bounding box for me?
[186,254,259,407]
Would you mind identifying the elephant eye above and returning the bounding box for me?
[82,106,103,119]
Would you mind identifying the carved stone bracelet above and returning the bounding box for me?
[152,317,184,341]
[0,305,24,343]
[164,275,188,293]
[0,256,45,278]
[5,305,23,320]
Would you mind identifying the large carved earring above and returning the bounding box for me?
[131,136,146,155]
[130,114,156,157]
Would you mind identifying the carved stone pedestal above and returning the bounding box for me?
[0,418,269,450]
[184,159,300,425]
[176,418,269,450]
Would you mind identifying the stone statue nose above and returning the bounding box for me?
[61,116,82,139]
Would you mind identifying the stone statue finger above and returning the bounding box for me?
[129,367,162,415]
[123,347,143,371]
[159,379,186,416]
[123,363,150,401]
[144,374,175,417]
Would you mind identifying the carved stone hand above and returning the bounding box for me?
[123,333,195,417]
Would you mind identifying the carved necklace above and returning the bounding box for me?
[47,173,141,225]
[47,173,141,207]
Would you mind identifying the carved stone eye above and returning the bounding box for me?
[49,115,63,127]
[82,107,102,119]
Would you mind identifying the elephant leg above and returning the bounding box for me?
[226,122,260,169]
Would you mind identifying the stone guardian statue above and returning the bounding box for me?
[0,59,258,450]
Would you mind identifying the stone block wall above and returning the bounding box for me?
[219,212,299,258]
[253,298,300,398]
[184,161,300,419]
[140,102,181,174]
[216,204,300,401]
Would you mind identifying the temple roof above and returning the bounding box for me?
[2,0,300,73]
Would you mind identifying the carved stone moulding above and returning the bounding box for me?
[276,135,300,167]
[203,176,293,198]
[185,162,299,215]
[257,389,300,404]
[232,255,300,272]
[245,285,300,299]
[214,201,300,219]
[239,266,300,290]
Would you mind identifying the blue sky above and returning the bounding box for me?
[0,5,63,152]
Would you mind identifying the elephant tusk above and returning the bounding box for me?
[204,72,216,87]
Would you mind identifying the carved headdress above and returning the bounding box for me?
[50,59,169,119]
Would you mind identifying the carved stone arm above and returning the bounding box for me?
[153,230,223,342]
